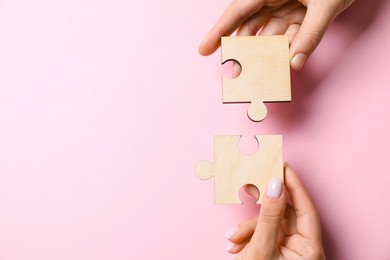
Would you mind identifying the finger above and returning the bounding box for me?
[282,203,298,236]
[225,237,251,254]
[284,23,300,44]
[226,217,257,244]
[199,0,265,56]
[271,0,306,22]
[244,185,298,237]
[236,7,270,36]
[290,1,344,70]
[260,2,305,36]
[284,165,322,241]
[259,17,289,36]
[251,177,286,257]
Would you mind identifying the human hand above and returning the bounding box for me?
[224,165,326,259]
[199,0,354,71]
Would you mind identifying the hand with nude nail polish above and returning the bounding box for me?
[199,0,354,71]
[224,165,326,259]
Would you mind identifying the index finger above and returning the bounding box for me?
[284,165,322,241]
[198,0,265,56]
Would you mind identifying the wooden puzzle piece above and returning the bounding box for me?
[195,135,283,204]
[221,35,291,122]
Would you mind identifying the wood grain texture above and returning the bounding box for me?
[221,35,291,122]
[195,135,284,204]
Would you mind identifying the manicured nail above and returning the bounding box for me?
[291,53,307,71]
[266,177,283,199]
[225,226,238,239]
[225,241,235,252]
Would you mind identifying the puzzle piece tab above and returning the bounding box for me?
[221,36,291,122]
[195,135,283,204]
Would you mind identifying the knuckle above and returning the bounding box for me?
[215,24,227,37]
[238,219,249,229]
[238,218,256,234]
[261,205,283,224]
[297,239,325,259]
[232,1,246,21]
[302,30,323,49]
[241,248,252,259]
[328,0,354,13]
[240,243,280,260]
[239,218,254,227]
[240,245,265,260]
[306,245,325,260]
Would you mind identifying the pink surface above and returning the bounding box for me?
[0,0,389,259]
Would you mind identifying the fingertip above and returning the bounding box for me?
[290,53,307,71]
[284,164,298,185]
[289,1,337,71]
[198,44,218,56]
[284,165,316,214]
[198,35,210,56]
[225,226,238,240]
[198,42,210,56]
[198,34,221,56]
[283,162,291,172]
[284,164,297,179]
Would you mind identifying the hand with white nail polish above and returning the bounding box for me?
[199,0,355,71]
[225,165,326,259]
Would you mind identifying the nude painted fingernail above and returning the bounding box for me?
[291,53,307,71]
[225,241,235,252]
[266,177,283,199]
[225,226,238,239]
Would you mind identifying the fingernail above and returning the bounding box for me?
[291,53,307,71]
[225,241,235,252]
[225,226,238,239]
[266,177,283,199]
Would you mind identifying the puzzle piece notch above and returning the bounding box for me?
[195,135,284,204]
[221,35,291,122]
[221,59,242,79]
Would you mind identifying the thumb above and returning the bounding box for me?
[250,177,286,257]
[290,0,344,70]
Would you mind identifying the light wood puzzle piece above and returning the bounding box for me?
[195,135,283,204]
[221,35,291,122]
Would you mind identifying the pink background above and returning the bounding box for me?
[0,0,389,259]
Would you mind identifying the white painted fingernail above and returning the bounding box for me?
[291,53,307,71]
[225,241,235,252]
[266,177,283,199]
[225,226,238,239]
